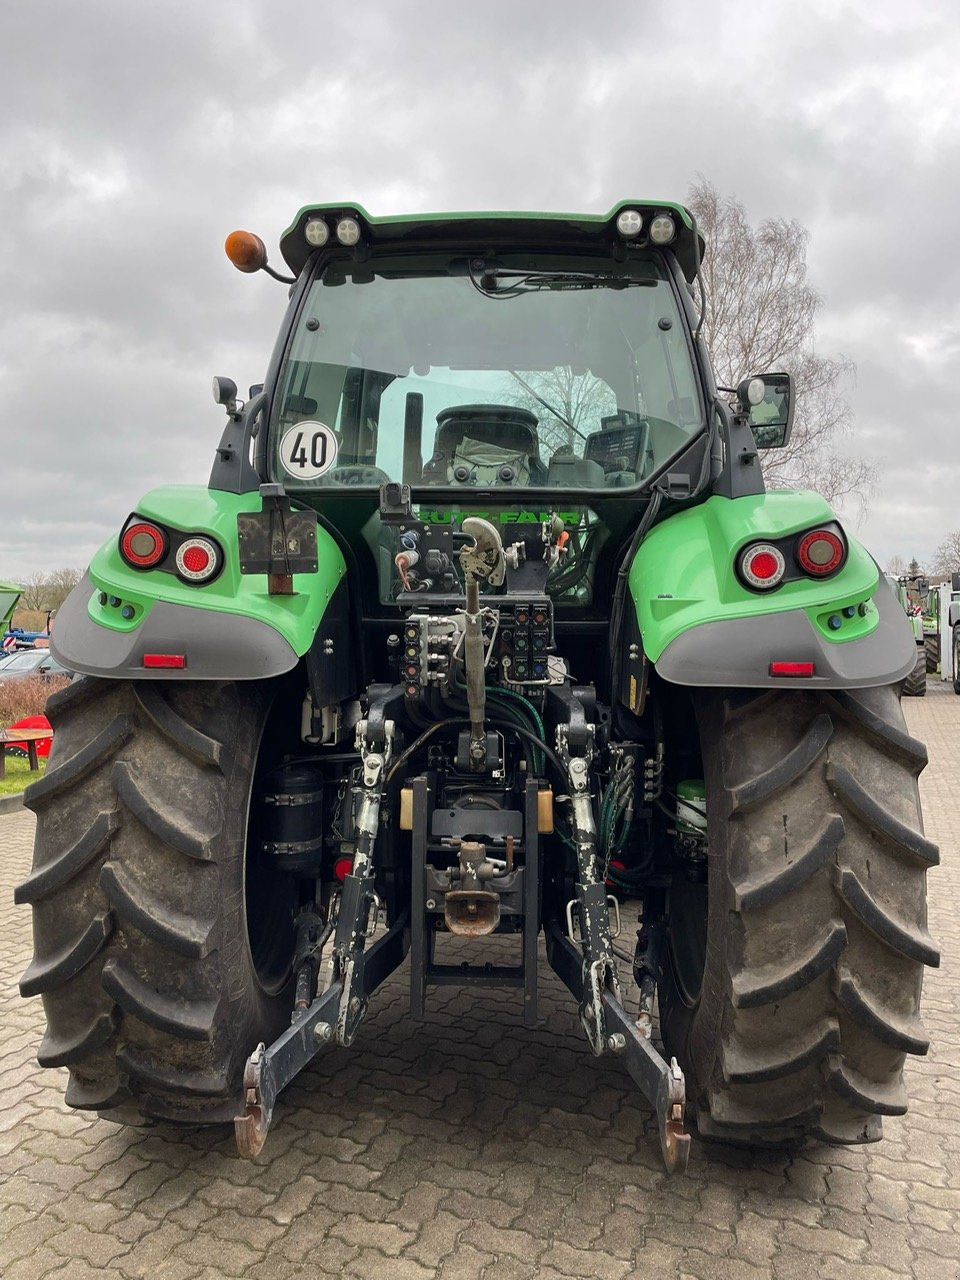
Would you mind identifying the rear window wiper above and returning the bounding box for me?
[470,264,657,299]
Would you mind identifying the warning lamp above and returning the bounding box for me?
[796,528,845,577]
[175,536,222,584]
[737,542,786,590]
[225,230,268,274]
[120,521,167,569]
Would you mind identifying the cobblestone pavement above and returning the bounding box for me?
[2,686,958,1279]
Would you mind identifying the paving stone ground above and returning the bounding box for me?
[2,684,958,1279]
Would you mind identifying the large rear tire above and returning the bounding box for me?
[17,677,298,1125]
[658,685,938,1146]
[903,648,926,697]
[924,634,939,674]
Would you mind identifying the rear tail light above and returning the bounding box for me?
[175,536,222,583]
[738,543,786,590]
[120,521,167,569]
[796,528,845,576]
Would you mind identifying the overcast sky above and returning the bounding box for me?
[3,0,958,580]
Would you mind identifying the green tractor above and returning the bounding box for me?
[889,575,928,696]
[18,202,938,1174]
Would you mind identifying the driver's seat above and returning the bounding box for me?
[421,405,547,485]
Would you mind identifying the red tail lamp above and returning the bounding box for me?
[738,543,786,590]
[175,536,221,584]
[120,521,167,569]
[225,230,267,274]
[797,529,845,576]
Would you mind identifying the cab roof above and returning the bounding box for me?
[279,201,704,282]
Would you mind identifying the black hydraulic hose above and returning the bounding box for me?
[386,719,464,783]
[506,723,567,779]
[443,689,538,772]
[384,714,566,785]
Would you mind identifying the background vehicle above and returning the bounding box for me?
[889,575,927,695]
[1,581,24,650]
[17,202,937,1174]
[0,650,71,682]
[945,573,960,693]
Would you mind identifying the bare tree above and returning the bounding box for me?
[687,178,875,508]
[5,568,82,617]
[44,568,83,610]
[17,571,49,613]
[886,555,907,576]
[508,368,615,455]
[932,530,960,576]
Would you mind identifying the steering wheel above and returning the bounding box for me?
[321,465,392,487]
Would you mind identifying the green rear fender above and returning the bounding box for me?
[51,486,347,681]
[630,493,916,689]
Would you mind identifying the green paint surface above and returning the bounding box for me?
[86,486,346,656]
[630,492,880,661]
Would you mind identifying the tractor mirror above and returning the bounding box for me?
[737,372,794,448]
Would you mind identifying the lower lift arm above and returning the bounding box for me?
[548,694,690,1175]
[235,693,408,1157]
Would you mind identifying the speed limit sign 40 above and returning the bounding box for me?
[279,421,339,480]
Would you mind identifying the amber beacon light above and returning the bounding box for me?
[225,230,268,273]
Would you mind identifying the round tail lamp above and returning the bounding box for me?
[797,529,845,576]
[175,537,222,583]
[120,522,167,569]
[738,543,786,590]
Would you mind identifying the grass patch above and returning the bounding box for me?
[0,754,46,799]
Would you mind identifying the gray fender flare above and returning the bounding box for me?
[51,572,299,681]
[654,577,916,689]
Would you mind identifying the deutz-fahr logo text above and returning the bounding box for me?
[420,510,581,525]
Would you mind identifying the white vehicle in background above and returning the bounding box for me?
[942,573,960,693]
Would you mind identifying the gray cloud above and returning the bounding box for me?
[3,0,958,578]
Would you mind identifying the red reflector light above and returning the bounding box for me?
[769,661,815,677]
[143,654,187,669]
[796,528,845,576]
[120,521,167,568]
[334,857,353,882]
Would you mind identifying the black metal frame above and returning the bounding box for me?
[409,774,540,1029]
